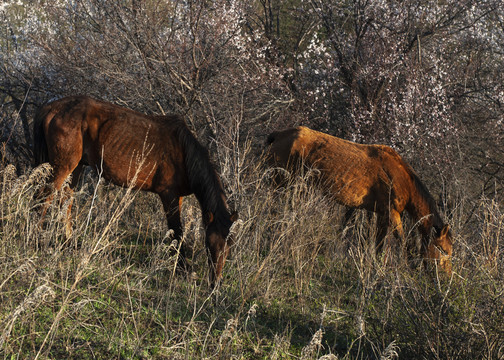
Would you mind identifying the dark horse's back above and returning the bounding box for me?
[32,96,191,193]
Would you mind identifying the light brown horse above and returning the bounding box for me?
[33,95,237,286]
[266,126,453,274]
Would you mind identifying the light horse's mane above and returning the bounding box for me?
[393,150,444,234]
[377,144,443,228]
[410,170,443,227]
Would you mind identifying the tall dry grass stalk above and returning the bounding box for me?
[0,133,503,359]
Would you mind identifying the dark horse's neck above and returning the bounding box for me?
[407,172,445,236]
[177,124,232,229]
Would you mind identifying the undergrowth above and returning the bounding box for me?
[0,148,503,359]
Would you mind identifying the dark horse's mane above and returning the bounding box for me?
[176,123,232,230]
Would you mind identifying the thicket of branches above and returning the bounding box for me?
[0,0,502,169]
[1,0,503,210]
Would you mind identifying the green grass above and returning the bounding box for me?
[0,158,503,359]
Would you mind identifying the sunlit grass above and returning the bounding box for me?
[0,150,503,359]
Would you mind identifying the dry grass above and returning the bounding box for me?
[0,142,503,359]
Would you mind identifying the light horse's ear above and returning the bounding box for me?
[440,224,450,237]
[230,211,238,222]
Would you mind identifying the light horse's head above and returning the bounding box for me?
[427,224,453,275]
[204,211,239,288]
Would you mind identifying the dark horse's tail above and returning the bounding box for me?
[32,104,51,166]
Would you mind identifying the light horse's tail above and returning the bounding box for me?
[32,104,51,166]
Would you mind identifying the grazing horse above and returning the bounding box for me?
[33,95,237,286]
[266,126,453,274]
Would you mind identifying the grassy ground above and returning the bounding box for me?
[0,153,503,359]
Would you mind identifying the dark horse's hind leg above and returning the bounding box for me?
[160,193,189,273]
[39,165,81,239]
[40,125,84,238]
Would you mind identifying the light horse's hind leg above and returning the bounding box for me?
[340,208,355,239]
[342,208,374,248]
[375,209,405,262]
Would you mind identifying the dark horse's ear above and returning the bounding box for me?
[204,212,214,225]
[230,211,238,222]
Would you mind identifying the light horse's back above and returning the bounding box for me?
[266,126,453,274]
[33,95,237,286]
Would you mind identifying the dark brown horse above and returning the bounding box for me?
[33,95,237,286]
[266,126,453,274]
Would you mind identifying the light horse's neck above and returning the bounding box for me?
[406,174,445,239]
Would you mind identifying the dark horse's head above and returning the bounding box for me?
[427,224,453,274]
[204,210,238,287]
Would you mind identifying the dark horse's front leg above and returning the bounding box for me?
[160,193,189,273]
